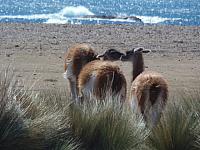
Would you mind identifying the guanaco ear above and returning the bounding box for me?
[142,49,151,53]
[134,47,144,53]
[96,54,104,58]
[126,48,135,55]
[108,49,118,53]
[96,49,108,58]
[134,47,151,53]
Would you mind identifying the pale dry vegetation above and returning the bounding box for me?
[0,69,199,150]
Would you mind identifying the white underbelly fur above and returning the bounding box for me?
[81,73,96,99]
[130,95,138,112]
[63,62,75,81]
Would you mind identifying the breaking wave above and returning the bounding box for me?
[0,6,183,25]
[0,6,94,24]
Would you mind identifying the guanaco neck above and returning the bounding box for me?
[132,53,144,82]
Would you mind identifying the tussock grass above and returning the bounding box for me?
[0,69,79,150]
[0,69,45,150]
[147,93,200,150]
[0,68,200,150]
[69,96,149,150]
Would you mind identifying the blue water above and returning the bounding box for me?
[0,0,200,26]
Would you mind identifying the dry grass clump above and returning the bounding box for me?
[0,69,79,150]
[0,70,45,150]
[147,92,200,150]
[69,96,149,150]
[0,68,200,150]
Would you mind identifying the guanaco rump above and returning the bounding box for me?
[64,44,126,102]
[121,47,168,125]
[78,48,126,102]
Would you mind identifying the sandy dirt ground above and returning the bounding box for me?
[0,23,200,96]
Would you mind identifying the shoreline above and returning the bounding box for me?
[0,23,200,94]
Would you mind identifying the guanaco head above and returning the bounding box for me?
[120,47,151,61]
[97,49,125,61]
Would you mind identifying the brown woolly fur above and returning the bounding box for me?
[121,48,169,126]
[64,45,126,102]
[64,43,98,77]
[64,43,98,101]
[130,71,168,115]
[78,60,127,101]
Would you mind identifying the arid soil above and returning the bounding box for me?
[0,23,200,96]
